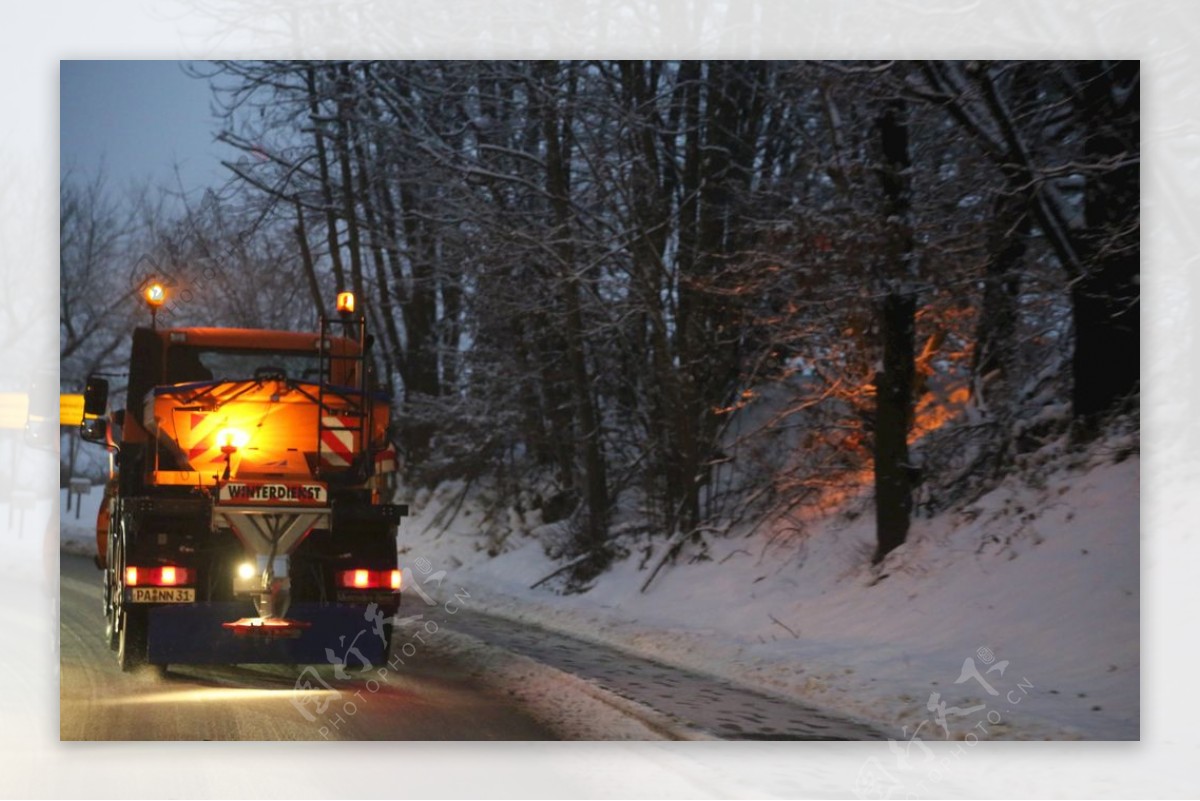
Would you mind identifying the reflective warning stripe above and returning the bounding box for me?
[181,412,232,466]
[319,415,358,468]
[188,413,215,460]
[374,447,398,473]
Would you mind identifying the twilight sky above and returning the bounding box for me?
[60,60,232,199]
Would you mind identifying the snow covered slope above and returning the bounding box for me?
[398,439,1139,741]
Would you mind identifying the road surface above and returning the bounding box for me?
[60,553,883,741]
[60,553,554,740]
[429,607,883,740]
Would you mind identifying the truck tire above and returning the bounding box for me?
[117,606,148,672]
[104,527,122,651]
[104,582,119,651]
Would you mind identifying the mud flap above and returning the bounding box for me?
[146,602,389,666]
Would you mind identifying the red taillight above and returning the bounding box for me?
[125,566,192,587]
[337,569,399,591]
[222,617,311,638]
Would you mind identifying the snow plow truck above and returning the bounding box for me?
[80,286,406,671]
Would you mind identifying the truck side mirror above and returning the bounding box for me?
[80,417,108,443]
[83,376,109,416]
[80,376,110,444]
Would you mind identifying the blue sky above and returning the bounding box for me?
[60,61,232,198]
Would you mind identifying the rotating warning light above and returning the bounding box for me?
[145,283,166,308]
[336,292,355,314]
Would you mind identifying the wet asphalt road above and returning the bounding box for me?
[60,553,881,741]
[59,553,554,741]
[428,608,884,741]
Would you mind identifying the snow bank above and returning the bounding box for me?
[60,485,102,558]
[397,440,1139,741]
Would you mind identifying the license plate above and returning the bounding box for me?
[129,587,195,603]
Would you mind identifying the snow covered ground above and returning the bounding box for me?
[60,486,100,555]
[396,435,1139,742]
[58,429,1138,741]
[410,614,712,741]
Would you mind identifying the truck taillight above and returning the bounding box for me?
[125,565,192,587]
[336,569,399,591]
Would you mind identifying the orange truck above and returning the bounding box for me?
[80,287,406,671]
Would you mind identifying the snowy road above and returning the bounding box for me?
[60,553,881,741]
[426,607,884,740]
[59,553,555,741]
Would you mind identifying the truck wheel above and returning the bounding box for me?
[117,606,148,672]
[104,568,119,651]
[105,529,124,651]
[105,608,119,651]
[382,619,395,656]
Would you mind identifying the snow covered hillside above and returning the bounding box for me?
[398,436,1139,741]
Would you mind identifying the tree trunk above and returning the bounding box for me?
[335,64,366,304]
[972,181,1029,398]
[873,97,917,565]
[539,62,609,557]
[620,60,685,535]
[1071,61,1140,436]
[292,200,325,322]
[391,169,441,470]
[873,293,916,564]
[374,173,412,389]
[305,66,347,294]
[348,68,406,397]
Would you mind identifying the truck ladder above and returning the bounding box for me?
[316,314,372,480]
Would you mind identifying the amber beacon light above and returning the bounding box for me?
[145,283,166,307]
[144,282,166,329]
[336,291,355,315]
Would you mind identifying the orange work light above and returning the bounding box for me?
[145,283,166,308]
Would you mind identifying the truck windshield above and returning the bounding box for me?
[165,347,327,385]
